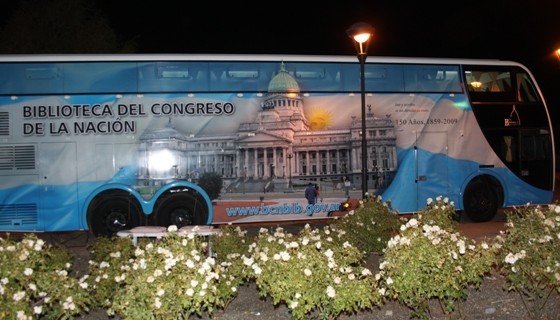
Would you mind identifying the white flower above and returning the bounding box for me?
[186,259,195,268]
[63,296,75,310]
[386,277,393,285]
[406,218,418,228]
[186,288,194,296]
[288,241,299,248]
[23,268,33,276]
[280,251,290,261]
[326,286,336,298]
[154,297,162,309]
[505,251,523,264]
[243,256,254,266]
[290,301,299,309]
[33,305,43,314]
[167,225,178,232]
[253,265,262,275]
[13,291,25,301]
[303,268,312,276]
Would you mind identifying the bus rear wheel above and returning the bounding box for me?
[154,192,208,228]
[463,179,499,222]
[89,195,142,236]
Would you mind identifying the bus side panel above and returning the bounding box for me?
[0,174,42,231]
[38,142,81,231]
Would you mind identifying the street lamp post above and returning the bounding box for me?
[347,22,374,199]
[288,153,293,190]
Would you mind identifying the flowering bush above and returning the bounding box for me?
[0,234,91,319]
[11,196,560,319]
[330,196,402,255]
[416,196,459,232]
[245,224,383,319]
[379,198,498,319]
[212,224,251,259]
[496,203,560,319]
[86,235,137,308]
[87,226,248,318]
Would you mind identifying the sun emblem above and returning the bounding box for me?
[307,107,333,130]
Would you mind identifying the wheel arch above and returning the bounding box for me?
[460,173,505,222]
[461,173,505,208]
[152,183,213,226]
[83,184,147,232]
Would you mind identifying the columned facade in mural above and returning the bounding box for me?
[140,62,397,192]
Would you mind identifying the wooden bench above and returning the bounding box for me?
[116,225,221,256]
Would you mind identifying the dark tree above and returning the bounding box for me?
[197,172,223,200]
[0,0,136,53]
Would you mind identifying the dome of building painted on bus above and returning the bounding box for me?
[268,62,300,94]
[139,118,188,141]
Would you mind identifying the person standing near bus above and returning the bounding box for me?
[315,183,322,203]
[305,182,317,205]
[342,176,351,197]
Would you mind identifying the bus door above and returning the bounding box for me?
[39,142,78,230]
[486,128,553,191]
[416,131,449,210]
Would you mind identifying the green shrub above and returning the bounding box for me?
[496,204,560,319]
[330,196,402,255]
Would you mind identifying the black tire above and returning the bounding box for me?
[463,180,498,222]
[89,196,142,236]
[154,192,208,228]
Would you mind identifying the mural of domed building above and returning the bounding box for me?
[138,62,397,194]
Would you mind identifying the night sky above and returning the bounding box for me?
[3,1,560,133]
[95,1,560,112]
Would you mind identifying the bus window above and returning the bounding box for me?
[284,63,344,92]
[364,64,405,92]
[65,62,137,93]
[138,62,210,92]
[516,73,539,102]
[465,67,517,102]
[403,65,461,93]
[209,62,272,92]
[465,70,512,93]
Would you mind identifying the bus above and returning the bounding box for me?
[0,54,554,236]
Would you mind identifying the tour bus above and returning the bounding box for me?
[0,54,554,236]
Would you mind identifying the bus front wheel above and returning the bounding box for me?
[89,195,142,236]
[463,180,499,222]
